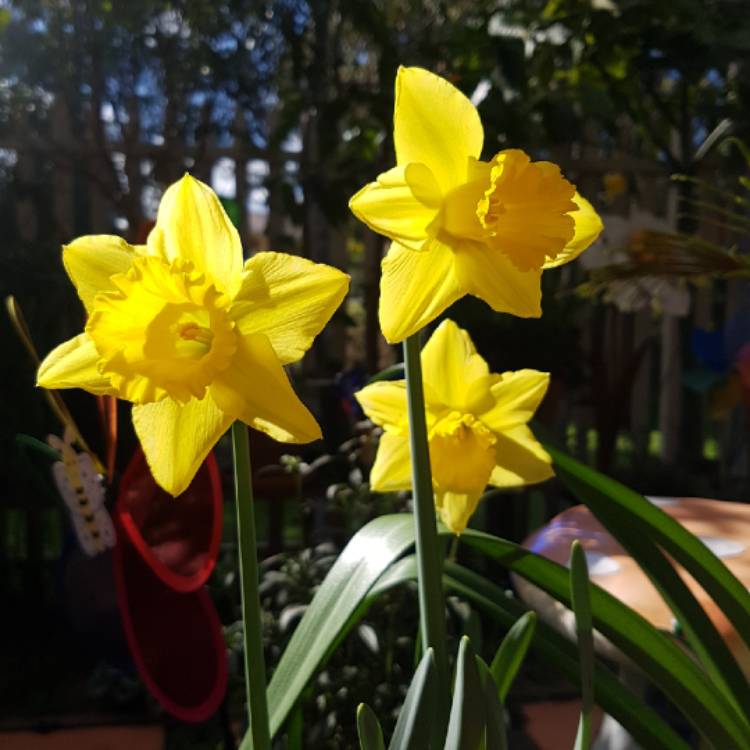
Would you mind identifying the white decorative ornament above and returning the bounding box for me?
[47,428,115,557]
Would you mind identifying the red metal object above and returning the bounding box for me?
[113,450,227,722]
[117,450,223,592]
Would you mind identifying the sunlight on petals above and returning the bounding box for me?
[63,235,138,313]
[133,396,232,497]
[37,333,115,395]
[379,239,463,343]
[349,67,603,341]
[38,174,348,495]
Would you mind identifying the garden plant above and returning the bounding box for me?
[31,64,750,750]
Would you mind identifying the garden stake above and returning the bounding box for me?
[232,421,271,750]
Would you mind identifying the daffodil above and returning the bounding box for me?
[349,66,603,343]
[38,175,349,496]
[355,319,552,534]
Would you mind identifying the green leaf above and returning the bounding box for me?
[489,611,537,703]
[592,496,748,716]
[458,530,750,750]
[14,433,60,464]
[357,704,386,750]
[549,446,750,716]
[476,657,507,750]
[389,648,438,750]
[286,704,303,750]
[367,362,405,383]
[570,541,594,750]
[258,515,417,742]
[324,555,419,661]
[549,447,750,648]
[444,562,690,750]
[443,637,485,750]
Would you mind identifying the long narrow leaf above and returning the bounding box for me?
[259,515,416,742]
[323,555,419,663]
[389,649,438,750]
[570,541,594,750]
[576,491,750,716]
[443,637,485,750]
[459,530,750,750]
[548,447,750,654]
[358,704,386,750]
[477,657,507,750]
[444,562,691,750]
[489,611,537,703]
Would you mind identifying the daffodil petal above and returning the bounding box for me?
[132,396,232,496]
[543,193,603,269]
[489,426,553,488]
[379,239,462,344]
[435,489,483,535]
[355,380,408,432]
[394,66,483,192]
[231,252,349,365]
[421,319,493,413]
[454,240,542,318]
[63,236,138,313]
[210,333,321,443]
[349,164,442,250]
[147,174,243,297]
[480,370,550,432]
[37,333,114,395]
[370,431,412,492]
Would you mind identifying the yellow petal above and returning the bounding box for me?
[209,332,321,443]
[420,319,493,413]
[369,431,412,492]
[63,235,138,313]
[355,381,408,432]
[488,425,554,488]
[37,333,114,395]
[147,174,243,297]
[349,164,442,250]
[132,396,232,496]
[379,239,463,344]
[454,240,542,318]
[394,67,483,192]
[231,252,349,365]
[435,489,483,535]
[543,193,603,269]
[479,370,550,432]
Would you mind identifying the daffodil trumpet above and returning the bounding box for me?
[349,66,603,344]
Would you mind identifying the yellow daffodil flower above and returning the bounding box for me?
[38,175,349,496]
[349,66,603,343]
[355,319,553,534]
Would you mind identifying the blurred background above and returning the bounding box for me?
[2,0,750,747]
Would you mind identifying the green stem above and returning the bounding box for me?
[402,334,450,720]
[231,421,271,750]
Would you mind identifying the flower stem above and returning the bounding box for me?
[231,421,271,750]
[402,334,450,718]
